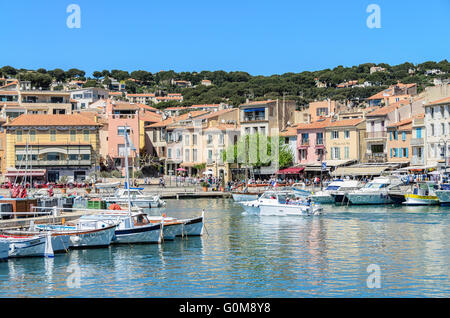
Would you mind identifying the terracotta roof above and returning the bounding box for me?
[296,118,332,130]
[426,96,450,106]
[156,96,183,100]
[280,126,298,136]
[366,100,410,117]
[109,92,123,95]
[5,114,99,127]
[135,103,158,112]
[140,112,162,123]
[165,106,188,111]
[205,124,239,131]
[127,93,155,97]
[387,118,413,128]
[327,118,365,127]
[194,108,236,120]
[189,104,220,109]
[0,81,19,89]
[145,110,209,128]
[112,102,139,110]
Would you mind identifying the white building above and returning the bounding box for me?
[70,88,109,111]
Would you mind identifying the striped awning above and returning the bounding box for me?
[333,166,389,176]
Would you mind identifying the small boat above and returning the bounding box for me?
[35,224,117,248]
[0,235,47,257]
[436,184,450,206]
[231,192,259,202]
[103,188,166,208]
[2,229,70,253]
[76,211,162,244]
[403,181,439,206]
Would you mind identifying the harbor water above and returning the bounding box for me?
[0,198,449,297]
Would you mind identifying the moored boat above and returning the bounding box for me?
[436,184,450,206]
[345,176,403,205]
[0,235,47,257]
[403,181,440,206]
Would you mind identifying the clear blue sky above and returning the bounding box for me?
[1,0,449,76]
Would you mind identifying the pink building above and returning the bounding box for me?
[296,118,331,165]
[106,100,141,173]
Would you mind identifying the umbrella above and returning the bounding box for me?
[176,168,187,171]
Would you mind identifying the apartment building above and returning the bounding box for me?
[70,88,109,111]
[424,97,450,168]
[386,118,413,164]
[325,118,366,163]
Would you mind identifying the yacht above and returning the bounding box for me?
[345,176,403,205]
[404,181,439,205]
[311,180,361,204]
[436,184,450,206]
[103,188,166,208]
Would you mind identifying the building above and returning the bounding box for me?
[367,83,417,107]
[126,93,156,104]
[386,118,413,164]
[364,98,424,163]
[201,80,212,86]
[296,118,331,165]
[239,99,297,136]
[410,114,426,166]
[325,118,366,163]
[3,114,101,182]
[370,66,386,74]
[70,88,109,111]
[280,125,299,164]
[423,97,450,168]
[308,99,337,122]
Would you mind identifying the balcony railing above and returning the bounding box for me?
[365,131,387,139]
[17,160,92,166]
[410,138,424,146]
[411,157,424,165]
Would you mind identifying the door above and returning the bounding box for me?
[47,171,59,183]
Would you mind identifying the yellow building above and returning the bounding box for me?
[3,114,101,183]
[325,118,366,163]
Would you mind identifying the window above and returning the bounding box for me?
[430,124,435,136]
[176,149,181,159]
[50,130,56,141]
[259,127,266,135]
[299,149,307,160]
[84,130,89,141]
[331,147,340,159]
[193,149,198,162]
[117,126,130,136]
[403,148,408,158]
[402,131,406,141]
[69,154,78,160]
[442,123,445,136]
[394,131,398,140]
[185,149,190,162]
[219,134,224,145]
[431,107,434,119]
[193,134,198,145]
[70,130,76,141]
[184,135,190,146]
[316,132,323,145]
[168,149,172,159]
[30,130,36,142]
[416,127,422,139]
[207,134,213,145]
[47,152,61,161]
[344,130,350,139]
[16,130,22,142]
[118,144,127,157]
[81,154,90,161]
[331,131,339,139]
[208,149,213,160]
[344,147,349,159]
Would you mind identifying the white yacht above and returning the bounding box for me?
[345,176,403,205]
[403,181,439,205]
[103,188,166,208]
[241,190,322,216]
[311,180,361,204]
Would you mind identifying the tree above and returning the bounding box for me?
[67,68,85,79]
[1,65,17,76]
[48,68,66,82]
[93,71,103,79]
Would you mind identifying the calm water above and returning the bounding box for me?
[0,198,449,298]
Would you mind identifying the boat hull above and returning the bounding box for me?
[69,226,117,248]
[113,223,162,244]
[162,222,183,240]
[3,232,70,253]
[259,204,322,216]
[436,190,450,206]
[5,236,46,257]
[346,192,393,205]
[0,241,9,260]
[403,194,439,206]
[331,193,349,205]
[178,217,203,236]
[311,194,334,204]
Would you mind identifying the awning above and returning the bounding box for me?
[323,159,356,167]
[333,166,389,176]
[243,107,265,112]
[276,167,305,174]
[5,169,46,177]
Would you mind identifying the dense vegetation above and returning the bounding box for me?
[1,60,448,108]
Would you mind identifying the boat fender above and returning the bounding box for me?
[10,243,15,254]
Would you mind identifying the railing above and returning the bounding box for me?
[17,160,92,166]
[410,138,424,146]
[364,153,387,163]
[411,157,424,165]
[365,131,387,139]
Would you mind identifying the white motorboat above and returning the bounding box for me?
[240,190,322,216]
[345,176,403,205]
[76,211,162,244]
[436,184,450,206]
[103,188,166,208]
[311,180,361,204]
[35,223,117,248]
[0,235,48,257]
[403,181,439,206]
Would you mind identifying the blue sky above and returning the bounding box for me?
[1,0,449,76]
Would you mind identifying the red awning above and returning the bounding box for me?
[5,169,46,177]
[276,167,305,175]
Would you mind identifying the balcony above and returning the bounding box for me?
[300,139,309,146]
[365,131,387,140]
[410,138,424,146]
[364,153,387,163]
[411,157,424,165]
